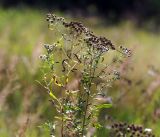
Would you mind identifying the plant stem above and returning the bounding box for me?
[82,50,94,136]
[82,88,90,136]
[81,51,101,136]
[61,104,64,137]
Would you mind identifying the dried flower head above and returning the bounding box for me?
[111,122,155,137]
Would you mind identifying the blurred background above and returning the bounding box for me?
[0,0,160,136]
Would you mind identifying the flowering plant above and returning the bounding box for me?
[39,13,131,137]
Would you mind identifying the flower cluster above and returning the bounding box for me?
[44,44,56,54]
[46,13,65,24]
[63,21,116,53]
[46,13,116,53]
[85,35,115,53]
[111,122,155,137]
[39,54,48,61]
[119,46,132,57]
[63,21,90,36]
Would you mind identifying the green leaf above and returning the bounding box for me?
[95,103,112,110]
[49,91,61,106]
[54,116,62,121]
[49,91,57,100]
[93,123,102,129]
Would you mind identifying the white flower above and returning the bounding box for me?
[39,54,48,61]
[144,128,152,132]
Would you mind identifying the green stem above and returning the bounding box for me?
[82,87,90,136]
[81,51,101,136]
[61,106,64,137]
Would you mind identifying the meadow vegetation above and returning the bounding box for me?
[0,9,160,136]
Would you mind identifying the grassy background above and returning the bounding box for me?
[0,9,160,136]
